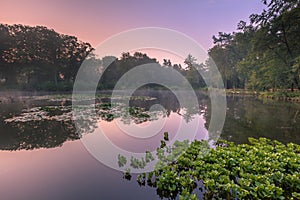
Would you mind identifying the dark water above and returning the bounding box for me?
[223,96,300,144]
[0,90,299,200]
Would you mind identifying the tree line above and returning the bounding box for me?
[209,0,300,91]
[97,52,206,90]
[0,23,205,91]
[0,0,299,91]
[0,24,93,90]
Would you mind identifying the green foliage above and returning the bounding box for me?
[128,150,154,170]
[130,156,146,169]
[259,90,300,102]
[164,132,169,141]
[209,0,300,91]
[145,151,155,163]
[0,25,208,91]
[123,168,132,180]
[126,137,300,199]
[118,154,127,168]
[1,1,299,92]
[128,107,150,118]
[0,24,93,90]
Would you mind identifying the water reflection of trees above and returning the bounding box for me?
[220,96,300,144]
[2,121,78,150]
[1,91,208,151]
[3,92,299,151]
[131,89,208,123]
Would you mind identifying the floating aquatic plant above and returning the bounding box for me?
[122,136,300,199]
[118,154,127,168]
[5,103,161,124]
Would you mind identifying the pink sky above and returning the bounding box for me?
[0,0,266,63]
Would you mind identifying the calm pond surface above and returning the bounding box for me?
[0,90,300,200]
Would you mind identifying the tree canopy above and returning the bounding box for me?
[0,24,93,90]
[1,0,298,91]
[0,24,206,91]
[209,0,300,91]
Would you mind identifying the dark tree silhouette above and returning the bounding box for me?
[0,24,93,90]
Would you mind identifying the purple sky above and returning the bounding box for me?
[0,0,266,51]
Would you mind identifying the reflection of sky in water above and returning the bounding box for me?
[1,93,300,199]
[0,141,159,200]
[99,111,208,153]
[0,94,207,199]
[80,107,207,173]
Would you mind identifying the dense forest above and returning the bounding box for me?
[0,0,299,91]
[0,24,93,90]
[209,0,300,91]
[0,23,205,90]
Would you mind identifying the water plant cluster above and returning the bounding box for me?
[259,91,300,102]
[4,100,164,138]
[124,136,300,199]
[5,102,157,123]
[4,106,72,123]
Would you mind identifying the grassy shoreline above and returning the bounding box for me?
[1,88,300,103]
[225,89,300,102]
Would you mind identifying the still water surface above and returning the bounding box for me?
[0,90,299,199]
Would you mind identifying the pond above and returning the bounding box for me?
[0,90,300,199]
